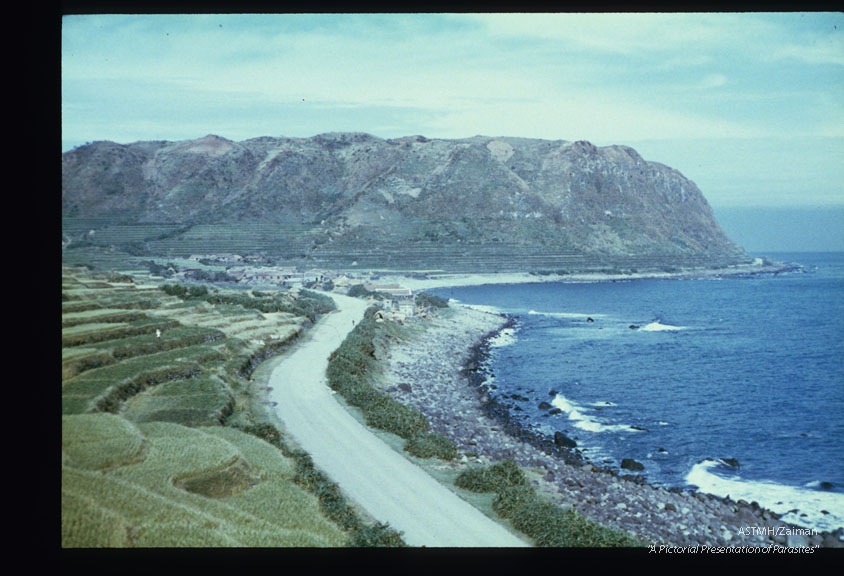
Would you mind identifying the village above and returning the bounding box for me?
[173,253,434,321]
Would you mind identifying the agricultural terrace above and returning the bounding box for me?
[61,266,400,547]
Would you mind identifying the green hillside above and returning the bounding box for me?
[61,266,400,547]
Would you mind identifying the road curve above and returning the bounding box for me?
[268,293,529,547]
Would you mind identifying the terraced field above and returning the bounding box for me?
[62,415,346,546]
[60,266,378,547]
[61,217,751,274]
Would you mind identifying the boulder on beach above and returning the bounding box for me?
[538,401,553,410]
[554,431,577,449]
[620,458,645,471]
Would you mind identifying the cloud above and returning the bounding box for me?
[467,13,745,55]
[60,13,844,208]
[698,74,728,89]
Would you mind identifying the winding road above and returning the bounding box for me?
[268,293,529,547]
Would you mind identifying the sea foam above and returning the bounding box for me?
[640,321,686,332]
[488,327,518,348]
[551,394,641,433]
[686,459,844,533]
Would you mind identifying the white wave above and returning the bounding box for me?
[528,310,606,319]
[685,460,844,533]
[488,327,518,348]
[640,321,686,332]
[551,394,641,433]
[805,480,837,490]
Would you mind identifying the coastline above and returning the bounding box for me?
[374,259,800,292]
[378,303,842,548]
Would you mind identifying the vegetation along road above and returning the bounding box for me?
[268,292,529,547]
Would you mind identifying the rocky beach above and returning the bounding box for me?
[379,304,843,549]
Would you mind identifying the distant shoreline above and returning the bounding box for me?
[375,259,801,292]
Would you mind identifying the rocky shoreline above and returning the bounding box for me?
[380,305,843,548]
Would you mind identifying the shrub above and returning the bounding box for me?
[508,498,642,547]
[404,432,459,461]
[455,460,528,493]
[327,307,460,460]
[348,522,406,547]
[347,284,374,298]
[290,451,362,533]
[416,292,449,309]
[456,461,642,548]
[238,422,284,449]
[363,396,429,440]
[491,484,539,519]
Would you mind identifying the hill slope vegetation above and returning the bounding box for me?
[62,133,747,272]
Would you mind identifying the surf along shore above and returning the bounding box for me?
[373,266,842,549]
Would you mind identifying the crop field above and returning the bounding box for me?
[62,218,321,261]
[62,415,346,547]
[145,222,319,256]
[60,265,382,548]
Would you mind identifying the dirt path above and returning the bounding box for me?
[268,293,529,547]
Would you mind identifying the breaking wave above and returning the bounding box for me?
[686,459,844,533]
[640,321,686,332]
[488,327,518,348]
[551,394,642,433]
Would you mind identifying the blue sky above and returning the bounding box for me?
[62,12,844,216]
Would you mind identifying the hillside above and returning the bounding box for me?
[62,133,748,272]
[61,266,412,547]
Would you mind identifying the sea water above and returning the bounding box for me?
[428,253,844,533]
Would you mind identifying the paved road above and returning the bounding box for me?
[268,293,529,547]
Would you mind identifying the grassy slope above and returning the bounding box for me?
[60,266,370,548]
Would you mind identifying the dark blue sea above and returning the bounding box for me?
[428,253,844,533]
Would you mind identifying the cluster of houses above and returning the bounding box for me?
[187,253,264,265]
[178,254,425,319]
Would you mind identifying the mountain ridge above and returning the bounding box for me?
[62,132,748,271]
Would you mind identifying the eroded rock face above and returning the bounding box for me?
[62,133,746,268]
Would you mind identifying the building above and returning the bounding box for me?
[369,284,415,316]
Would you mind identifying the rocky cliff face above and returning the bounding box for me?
[62,133,746,270]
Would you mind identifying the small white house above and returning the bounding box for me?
[369,284,415,316]
[397,298,416,316]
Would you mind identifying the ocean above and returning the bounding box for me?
[428,253,844,534]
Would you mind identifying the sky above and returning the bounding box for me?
[61,13,844,250]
